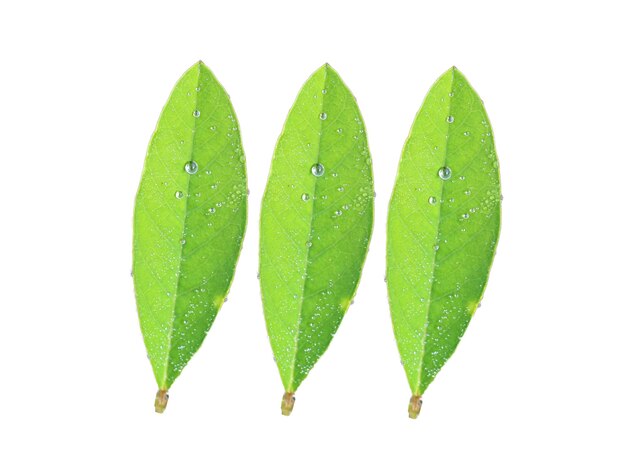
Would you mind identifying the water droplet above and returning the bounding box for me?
[175,191,184,199]
[321,88,327,94]
[446,116,454,123]
[311,163,325,177]
[464,131,470,136]
[195,87,201,92]
[185,161,198,174]
[334,210,343,216]
[193,110,201,118]
[208,207,216,214]
[464,190,471,196]
[461,213,469,219]
[438,167,452,180]
[301,193,310,201]
[180,239,186,245]
[306,241,313,248]
[428,196,437,205]
[337,186,344,192]
[433,244,440,251]
[337,128,343,134]
[319,112,327,120]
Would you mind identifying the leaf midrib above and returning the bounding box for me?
[162,64,203,387]
[286,66,330,392]
[414,68,456,394]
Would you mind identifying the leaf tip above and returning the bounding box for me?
[154,389,169,413]
[408,394,422,419]
[281,392,295,416]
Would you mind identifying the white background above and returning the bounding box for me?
[1,1,624,468]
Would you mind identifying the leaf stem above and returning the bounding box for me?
[281,392,295,416]
[155,389,169,413]
[408,394,422,419]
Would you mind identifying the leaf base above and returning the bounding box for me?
[281,392,295,416]
[154,389,169,413]
[408,395,422,419]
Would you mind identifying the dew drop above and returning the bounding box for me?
[208,207,216,214]
[193,110,201,118]
[446,115,455,123]
[428,196,437,205]
[337,186,344,192]
[319,112,327,120]
[433,244,440,251]
[335,210,343,216]
[461,213,469,219]
[311,163,325,177]
[464,131,470,136]
[185,161,198,174]
[175,191,184,199]
[301,193,310,201]
[180,239,186,245]
[321,88,327,94]
[337,128,343,134]
[438,167,452,180]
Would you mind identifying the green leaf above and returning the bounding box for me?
[259,64,374,415]
[133,61,247,412]
[386,67,501,418]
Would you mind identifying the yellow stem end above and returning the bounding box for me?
[281,392,295,416]
[155,389,169,413]
[408,395,422,419]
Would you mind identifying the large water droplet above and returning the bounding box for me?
[301,193,310,201]
[185,161,198,174]
[193,110,201,118]
[428,196,437,205]
[446,115,454,123]
[311,163,325,177]
[319,112,327,120]
[438,167,452,180]
[175,191,184,199]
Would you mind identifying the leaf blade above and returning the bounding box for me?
[260,64,374,402]
[387,67,501,405]
[133,62,247,404]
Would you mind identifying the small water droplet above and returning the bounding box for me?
[433,244,440,251]
[306,241,313,248]
[193,110,201,118]
[461,213,469,219]
[464,131,470,136]
[321,88,327,94]
[438,167,452,180]
[428,196,437,205]
[337,186,344,192]
[334,210,343,216]
[175,191,184,199]
[208,207,216,214]
[185,161,198,174]
[337,128,343,134]
[311,163,325,177]
[446,115,454,123]
[464,190,471,196]
[301,193,310,201]
[180,239,186,245]
[319,112,327,120]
